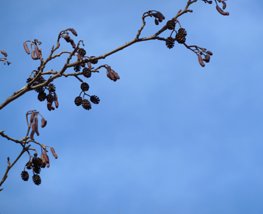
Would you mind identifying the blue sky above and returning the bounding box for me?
[1,0,263,213]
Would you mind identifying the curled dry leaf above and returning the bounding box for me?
[222,1,227,10]
[23,41,31,55]
[216,5,229,16]
[203,54,211,63]
[29,111,36,124]
[31,50,39,60]
[50,147,58,159]
[54,94,59,108]
[206,50,213,56]
[34,116,40,136]
[0,50,8,57]
[67,28,78,36]
[34,46,42,59]
[41,118,47,128]
[30,129,35,140]
[198,54,205,67]
[106,66,120,82]
[41,149,50,168]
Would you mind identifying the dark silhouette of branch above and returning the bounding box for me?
[0,0,229,191]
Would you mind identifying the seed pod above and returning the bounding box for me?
[216,5,229,16]
[23,41,31,54]
[50,147,58,159]
[0,50,8,57]
[41,118,47,128]
[198,54,205,67]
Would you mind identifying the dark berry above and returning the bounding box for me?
[74,96,83,106]
[90,95,100,104]
[21,170,29,181]
[32,174,41,185]
[82,67,92,78]
[74,65,81,72]
[26,161,32,170]
[38,91,46,102]
[89,56,98,64]
[78,48,86,57]
[80,82,89,91]
[33,166,41,174]
[82,99,92,110]
[166,37,175,49]
[27,78,33,83]
[48,83,56,92]
[166,20,175,30]
[46,94,54,102]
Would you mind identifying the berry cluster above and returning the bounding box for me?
[21,153,46,185]
[27,71,59,111]
[21,146,57,186]
[166,37,175,49]
[74,82,100,110]
[165,27,187,49]
[38,83,59,111]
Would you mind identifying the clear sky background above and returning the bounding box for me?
[1,1,263,214]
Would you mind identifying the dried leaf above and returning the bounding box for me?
[203,54,210,63]
[29,111,36,124]
[34,46,42,59]
[30,129,35,139]
[41,149,50,168]
[47,102,55,111]
[106,66,120,82]
[206,50,213,56]
[198,54,205,67]
[0,50,8,57]
[41,118,47,128]
[216,5,229,16]
[23,41,31,55]
[34,116,39,136]
[50,147,58,159]
[31,50,38,60]
[54,94,59,108]
[67,28,78,36]
[222,1,227,10]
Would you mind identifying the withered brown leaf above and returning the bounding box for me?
[41,118,47,128]
[30,129,35,140]
[41,149,50,168]
[23,41,31,55]
[34,116,40,136]
[67,28,78,36]
[50,147,58,159]
[0,50,8,57]
[198,54,205,67]
[216,5,229,16]
[34,46,42,59]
